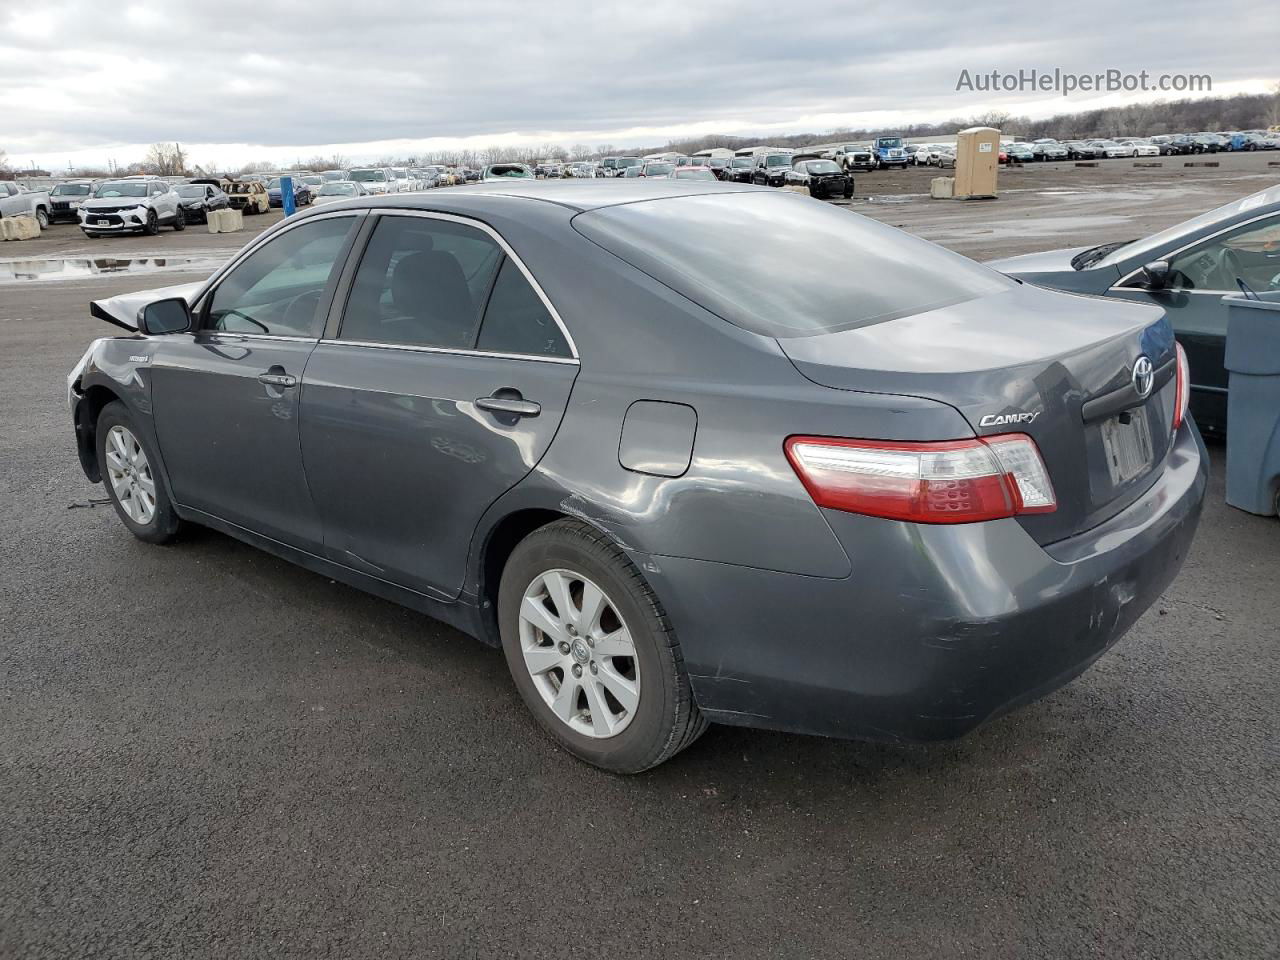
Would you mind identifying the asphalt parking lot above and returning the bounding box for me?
[2,155,1278,958]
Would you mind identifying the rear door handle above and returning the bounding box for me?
[257,372,297,388]
[475,396,540,418]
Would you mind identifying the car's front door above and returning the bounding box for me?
[1110,212,1280,433]
[148,213,361,548]
[299,211,578,600]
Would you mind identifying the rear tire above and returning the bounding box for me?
[499,519,707,773]
[96,401,181,544]
[172,207,186,231]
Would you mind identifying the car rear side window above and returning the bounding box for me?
[475,257,571,358]
[573,192,1012,338]
[339,215,504,350]
[206,216,355,338]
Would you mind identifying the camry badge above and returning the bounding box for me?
[979,411,1040,427]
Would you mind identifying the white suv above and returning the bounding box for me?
[79,178,185,237]
[348,168,395,195]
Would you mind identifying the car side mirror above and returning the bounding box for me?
[1141,261,1172,291]
[138,297,192,335]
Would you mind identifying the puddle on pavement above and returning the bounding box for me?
[0,255,224,284]
[927,214,1134,244]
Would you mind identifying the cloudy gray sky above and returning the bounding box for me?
[2,0,1274,169]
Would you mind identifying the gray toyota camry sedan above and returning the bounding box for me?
[67,181,1207,772]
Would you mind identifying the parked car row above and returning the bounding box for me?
[906,143,958,167]
[60,175,277,237]
[993,131,1280,164]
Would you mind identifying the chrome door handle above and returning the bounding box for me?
[257,372,297,388]
[475,396,540,417]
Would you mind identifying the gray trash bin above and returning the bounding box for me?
[1223,291,1280,516]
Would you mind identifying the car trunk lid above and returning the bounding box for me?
[778,285,1178,545]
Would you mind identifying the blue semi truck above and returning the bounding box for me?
[872,136,909,169]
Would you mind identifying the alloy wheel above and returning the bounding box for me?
[518,568,640,738]
[104,425,157,525]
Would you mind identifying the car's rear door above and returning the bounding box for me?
[149,212,362,549]
[299,210,579,600]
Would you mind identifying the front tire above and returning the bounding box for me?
[172,207,186,231]
[36,208,50,230]
[96,402,181,544]
[143,209,159,236]
[499,519,707,773]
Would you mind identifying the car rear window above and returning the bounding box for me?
[572,192,1012,338]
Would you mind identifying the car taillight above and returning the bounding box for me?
[1172,342,1190,432]
[784,434,1056,524]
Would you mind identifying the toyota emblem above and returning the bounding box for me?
[1132,356,1154,399]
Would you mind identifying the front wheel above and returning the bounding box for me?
[172,207,185,231]
[96,402,181,544]
[36,208,50,230]
[143,209,159,235]
[499,519,707,773]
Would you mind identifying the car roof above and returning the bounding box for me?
[318,179,768,213]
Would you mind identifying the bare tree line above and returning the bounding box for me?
[7,88,1278,181]
[646,90,1280,158]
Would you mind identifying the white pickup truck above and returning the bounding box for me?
[0,182,51,229]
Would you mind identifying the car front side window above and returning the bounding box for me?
[1167,216,1280,294]
[206,217,355,337]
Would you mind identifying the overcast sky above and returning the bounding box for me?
[2,0,1274,169]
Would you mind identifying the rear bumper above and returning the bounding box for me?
[646,422,1207,742]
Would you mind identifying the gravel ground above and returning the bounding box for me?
[1,153,1278,959]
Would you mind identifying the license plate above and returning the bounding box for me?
[96,218,110,225]
[1101,408,1154,486]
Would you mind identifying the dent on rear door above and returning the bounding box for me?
[299,347,576,599]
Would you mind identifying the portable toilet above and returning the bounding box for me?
[953,127,1000,199]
